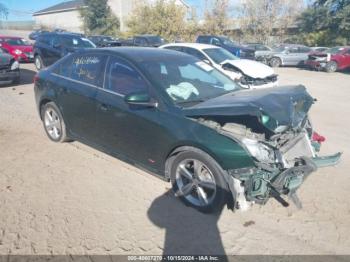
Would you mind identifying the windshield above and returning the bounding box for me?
[203,48,239,64]
[147,36,163,44]
[139,56,239,106]
[4,38,30,46]
[218,37,237,46]
[62,37,96,48]
[328,47,344,54]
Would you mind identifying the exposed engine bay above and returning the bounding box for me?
[192,115,340,211]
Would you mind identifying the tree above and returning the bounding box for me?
[127,0,188,41]
[0,3,8,20]
[238,0,304,44]
[202,0,230,35]
[297,0,350,45]
[80,0,120,35]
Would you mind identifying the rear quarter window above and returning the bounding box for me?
[53,54,107,86]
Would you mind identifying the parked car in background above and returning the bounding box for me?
[306,46,350,72]
[269,44,312,67]
[0,36,34,62]
[29,29,50,41]
[196,35,255,60]
[161,43,278,89]
[33,32,96,70]
[0,47,20,85]
[34,47,341,213]
[310,47,329,53]
[88,35,121,47]
[244,43,273,62]
[121,35,165,47]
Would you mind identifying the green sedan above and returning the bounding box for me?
[34,47,341,213]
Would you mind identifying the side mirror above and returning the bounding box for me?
[285,50,290,54]
[124,92,158,108]
[53,43,61,49]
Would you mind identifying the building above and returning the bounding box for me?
[33,0,190,33]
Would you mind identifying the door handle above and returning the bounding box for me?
[99,104,108,112]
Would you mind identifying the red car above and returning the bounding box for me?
[306,46,350,72]
[0,36,34,62]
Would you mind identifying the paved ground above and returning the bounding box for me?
[0,64,349,255]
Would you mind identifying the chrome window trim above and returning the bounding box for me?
[51,72,125,97]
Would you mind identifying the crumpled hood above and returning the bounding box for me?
[0,53,14,66]
[221,59,275,79]
[183,85,314,132]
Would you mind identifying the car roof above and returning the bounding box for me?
[161,42,219,50]
[39,32,84,37]
[76,47,193,63]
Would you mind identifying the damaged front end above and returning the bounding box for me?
[184,85,342,210]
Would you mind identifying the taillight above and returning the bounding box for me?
[33,74,39,84]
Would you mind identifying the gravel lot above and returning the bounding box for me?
[0,63,349,255]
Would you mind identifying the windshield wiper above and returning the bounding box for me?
[177,99,205,104]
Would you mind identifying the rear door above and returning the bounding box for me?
[52,53,107,141]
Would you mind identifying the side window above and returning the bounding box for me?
[210,38,221,46]
[38,35,50,45]
[257,45,269,51]
[105,57,148,96]
[346,49,350,54]
[289,47,299,53]
[54,54,106,86]
[299,47,311,53]
[183,47,207,61]
[50,36,60,47]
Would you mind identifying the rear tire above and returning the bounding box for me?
[270,57,282,68]
[325,61,337,73]
[41,102,69,143]
[34,55,44,70]
[170,150,228,214]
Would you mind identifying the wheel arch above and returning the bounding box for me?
[272,55,283,65]
[164,144,225,180]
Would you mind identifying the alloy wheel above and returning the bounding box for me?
[35,56,42,70]
[44,107,62,140]
[175,159,217,207]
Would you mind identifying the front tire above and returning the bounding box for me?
[270,57,282,68]
[170,150,228,213]
[34,55,44,70]
[325,61,337,73]
[41,102,69,143]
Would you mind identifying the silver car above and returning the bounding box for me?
[269,44,311,67]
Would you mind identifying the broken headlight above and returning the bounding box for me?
[260,113,288,133]
[242,138,274,162]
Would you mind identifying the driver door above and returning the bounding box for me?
[95,56,169,172]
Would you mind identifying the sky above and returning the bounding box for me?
[1,0,204,21]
